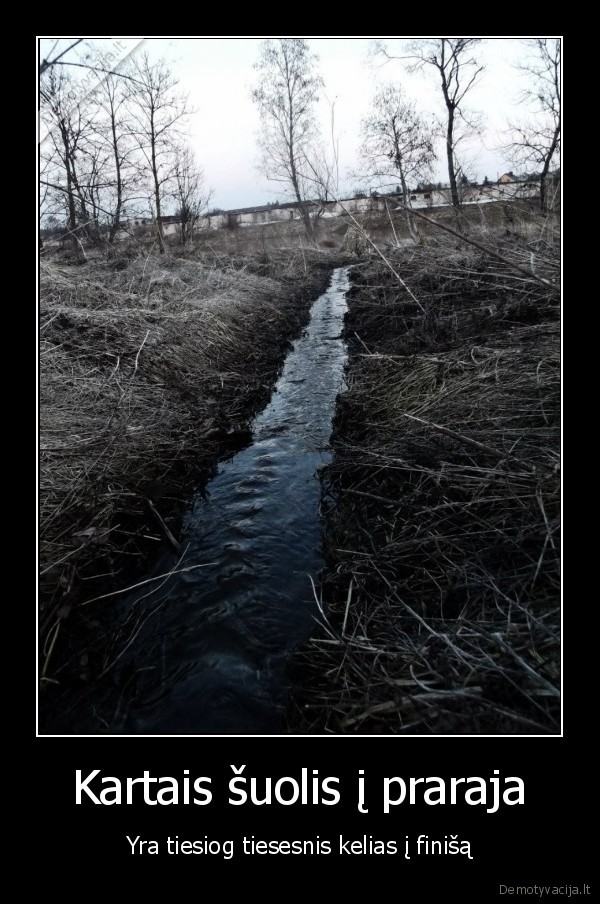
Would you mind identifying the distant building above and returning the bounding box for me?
[122,216,151,228]
[159,215,181,226]
[117,179,544,239]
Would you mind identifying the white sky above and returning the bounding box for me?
[39,37,552,211]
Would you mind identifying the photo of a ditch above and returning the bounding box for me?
[39,38,560,735]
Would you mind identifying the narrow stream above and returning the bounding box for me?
[91,266,350,735]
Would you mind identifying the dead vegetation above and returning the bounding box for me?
[39,245,334,693]
[287,220,560,734]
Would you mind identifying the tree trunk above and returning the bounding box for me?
[68,154,92,240]
[154,191,165,253]
[298,201,315,243]
[446,107,460,212]
[395,141,420,244]
[539,173,547,214]
[65,164,77,236]
[402,186,420,244]
[288,113,315,244]
[150,118,165,253]
[108,114,123,245]
[539,123,560,213]
[59,122,78,244]
[438,46,461,216]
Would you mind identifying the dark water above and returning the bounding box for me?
[86,267,350,735]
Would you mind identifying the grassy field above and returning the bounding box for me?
[287,210,561,734]
[39,200,560,735]
[39,242,337,697]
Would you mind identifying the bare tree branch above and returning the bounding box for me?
[252,39,323,243]
[501,39,560,212]
[357,83,436,241]
[376,39,484,216]
[126,52,191,252]
[40,39,84,74]
[171,145,212,244]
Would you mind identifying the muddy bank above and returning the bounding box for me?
[287,230,560,735]
[39,246,342,716]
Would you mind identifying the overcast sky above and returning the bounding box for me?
[40,37,549,211]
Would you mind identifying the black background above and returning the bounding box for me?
[31,732,590,896]
[34,34,576,899]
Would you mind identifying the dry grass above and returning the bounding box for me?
[288,222,560,734]
[39,246,333,685]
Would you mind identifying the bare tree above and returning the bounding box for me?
[127,53,190,252]
[305,95,342,226]
[39,153,65,232]
[358,83,436,240]
[172,145,212,243]
[39,38,142,85]
[76,135,107,241]
[39,45,208,251]
[40,67,96,244]
[41,63,138,246]
[40,39,84,75]
[504,39,560,212]
[252,39,323,243]
[91,66,143,244]
[378,39,483,214]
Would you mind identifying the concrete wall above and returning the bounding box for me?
[130,181,544,235]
